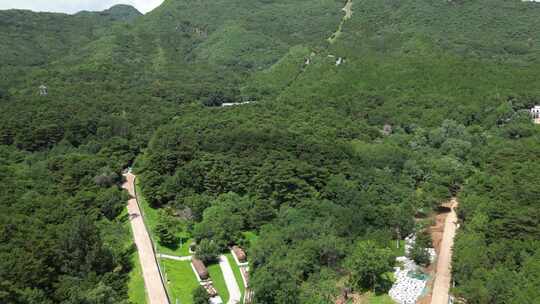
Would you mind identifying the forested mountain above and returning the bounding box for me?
[0,5,141,84]
[0,0,539,303]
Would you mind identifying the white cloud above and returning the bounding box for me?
[0,0,164,14]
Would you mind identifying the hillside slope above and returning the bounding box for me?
[0,5,141,66]
[0,1,540,304]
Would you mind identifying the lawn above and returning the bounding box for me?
[158,233,192,257]
[391,240,406,257]
[161,260,199,304]
[128,252,147,304]
[242,231,258,247]
[367,293,396,304]
[225,253,245,301]
[348,292,396,304]
[177,236,193,256]
[135,178,192,256]
[207,263,229,303]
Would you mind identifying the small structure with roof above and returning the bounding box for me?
[191,257,209,281]
[232,246,247,263]
[382,124,393,136]
[221,101,253,107]
[39,84,48,96]
[531,106,540,124]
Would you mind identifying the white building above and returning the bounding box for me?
[221,101,253,107]
[531,106,540,124]
[39,84,48,96]
[531,106,540,118]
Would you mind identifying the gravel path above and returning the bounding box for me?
[431,199,459,304]
[123,173,170,304]
[219,255,242,304]
[158,254,192,261]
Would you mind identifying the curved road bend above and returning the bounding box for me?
[431,198,459,304]
[123,173,170,304]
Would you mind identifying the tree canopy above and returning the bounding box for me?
[1,0,540,303]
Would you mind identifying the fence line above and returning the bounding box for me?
[132,175,172,304]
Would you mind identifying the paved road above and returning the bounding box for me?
[123,173,170,304]
[219,255,242,304]
[431,199,459,304]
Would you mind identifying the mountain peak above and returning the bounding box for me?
[74,4,141,21]
[102,4,142,21]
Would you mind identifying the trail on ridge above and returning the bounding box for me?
[328,0,353,44]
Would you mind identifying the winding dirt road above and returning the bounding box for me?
[430,199,459,304]
[123,172,170,304]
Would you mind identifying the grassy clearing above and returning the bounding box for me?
[242,231,258,247]
[162,260,199,304]
[391,240,406,257]
[133,176,196,303]
[157,234,193,257]
[177,236,193,256]
[348,292,396,304]
[128,252,147,304]
[367,292,396,304]
[225,253,245,301]
[207,263,229,303]
[135,178,191,256]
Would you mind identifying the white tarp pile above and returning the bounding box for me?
[388,235,435,304]
[389,256,426,304]
[209,296,223,304]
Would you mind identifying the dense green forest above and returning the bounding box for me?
[1,0,539,303]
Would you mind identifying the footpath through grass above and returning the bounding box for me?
[391,240,406,257]
[225,253,245,300]
[162,259,199,304]
[208,263,229,303]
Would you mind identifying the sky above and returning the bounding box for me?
[0,0,165,14]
